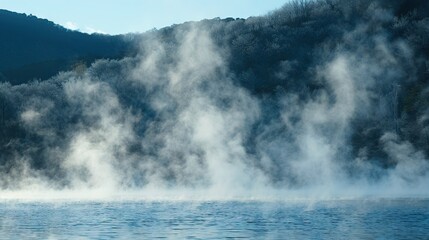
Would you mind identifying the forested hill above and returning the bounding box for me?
[0,0,429,191]
[0,9,134,84]
[139,0,429,161]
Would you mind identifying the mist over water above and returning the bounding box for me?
[1,3,429,201]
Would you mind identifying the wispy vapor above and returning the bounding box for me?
[0,0,428,200]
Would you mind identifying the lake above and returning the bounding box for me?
[0,199,427,239]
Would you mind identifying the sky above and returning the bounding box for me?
[0,0,288,35]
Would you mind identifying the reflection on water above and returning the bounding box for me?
[0,199,427,239]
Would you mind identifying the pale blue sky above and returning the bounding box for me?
[0,0,288,35]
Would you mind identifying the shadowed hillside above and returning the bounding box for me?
[0,9,136,84]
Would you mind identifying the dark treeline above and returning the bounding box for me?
[0,0,428,189]
[0,9,136,85]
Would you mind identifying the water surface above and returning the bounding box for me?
[0,199,427,239]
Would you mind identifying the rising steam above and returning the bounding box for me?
[0,5,428,201]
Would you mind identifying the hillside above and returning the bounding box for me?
[0,9,135,84]
[0,0,428,192]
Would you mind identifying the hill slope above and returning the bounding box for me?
[0,0,428,194]
[0,9,135,84]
